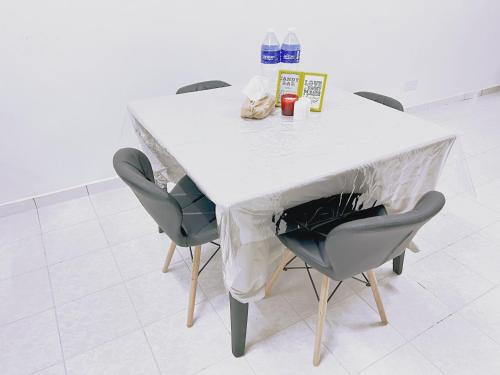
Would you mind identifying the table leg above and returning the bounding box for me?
[393,251,405,275]
[229,292,248,357]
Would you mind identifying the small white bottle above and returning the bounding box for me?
[293,97,311,121]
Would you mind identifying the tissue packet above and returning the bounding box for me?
[241,76,275,119]
[241,96,275,119]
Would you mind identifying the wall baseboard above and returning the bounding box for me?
[1,84,499,218]
[406,84,500,112]
[0,177,125,218]
[0,198,38,218]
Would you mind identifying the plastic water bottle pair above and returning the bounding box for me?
[261,28,300,93]
[261,28,300,66]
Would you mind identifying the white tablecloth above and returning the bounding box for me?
[128,86,456,302]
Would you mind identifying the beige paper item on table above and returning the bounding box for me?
[241,96,275,119]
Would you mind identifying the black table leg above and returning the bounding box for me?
[229,292,248,357]
[393,251,405,275]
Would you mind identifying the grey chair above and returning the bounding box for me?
[267,191,445,366]
[354,91,404,112]
[113,148,219,327]
[354,90,406,275]
[153,79,230,237]
[176,80,231,94]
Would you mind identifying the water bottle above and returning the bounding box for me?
[280,28,301,70]
[260,28,281,95]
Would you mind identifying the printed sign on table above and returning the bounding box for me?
[277,72,301,99]
[275,70,328,112]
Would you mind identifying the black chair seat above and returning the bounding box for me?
[176,80,231,95]
[354,91,404,112]
[170,174,206,208]
[277,199,387,278]
[171,175,218,246]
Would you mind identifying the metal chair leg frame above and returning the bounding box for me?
[266,247,371,302]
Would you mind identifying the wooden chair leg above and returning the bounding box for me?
[265,249,295,297]
[187,245,202,327]
[313,275,330,366]
[366,270,388,324]
[162,242,177,273]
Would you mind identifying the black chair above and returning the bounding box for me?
[267,191,445,365]
[113,148,219,327]
[176,80,231,95]
[155,80,231,237]
[354,91,404,112]
[354,91,407,275]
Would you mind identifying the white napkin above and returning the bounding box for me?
[242,76,270,101]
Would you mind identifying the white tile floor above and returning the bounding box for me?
[1,92,500,374]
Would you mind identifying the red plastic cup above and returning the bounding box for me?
[281,94,299,116]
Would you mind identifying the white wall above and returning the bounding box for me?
[1,0,499,205]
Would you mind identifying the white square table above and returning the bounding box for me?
[128,85,455,356]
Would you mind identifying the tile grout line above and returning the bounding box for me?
[188,245,320,369]
[180,243,229,336]
[89,195,163,375]
[256,309,355,375]
[46,244,111,269]
[50,276,125,309]
[301,291,407,375]
[358,340,446,375]
[355,340,410,375]
[3,120,500,374]
[10,223,500,367]
[27,363,64,375]
[3,257,189,330]
[190,353,257,375]
[411,219,500,290]
[407,342,447,375]
[36,193,142,238]
[294,314,352,374]
[35,205,69,375]
[408,324,455,374]
[401,260,496,333]
[453,284,500,347]
[0,262,48,284]
[444,245,500,286]
[37,187,159,364]
[403,281,500,348]
[0,305,55,329]
[61,327,148,363]
[353,274,455,371]
[45,228,173,274]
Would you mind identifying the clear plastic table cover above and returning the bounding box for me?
[127,86,460,303]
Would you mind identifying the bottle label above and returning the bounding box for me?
[281,49,300,64]
[261,50,280,64]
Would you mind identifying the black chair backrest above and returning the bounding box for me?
[113,148,187,246]
[354,91,404,112]
[176,80,231,95]
[325,191,444,280]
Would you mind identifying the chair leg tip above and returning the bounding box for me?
[313,351,321,366]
